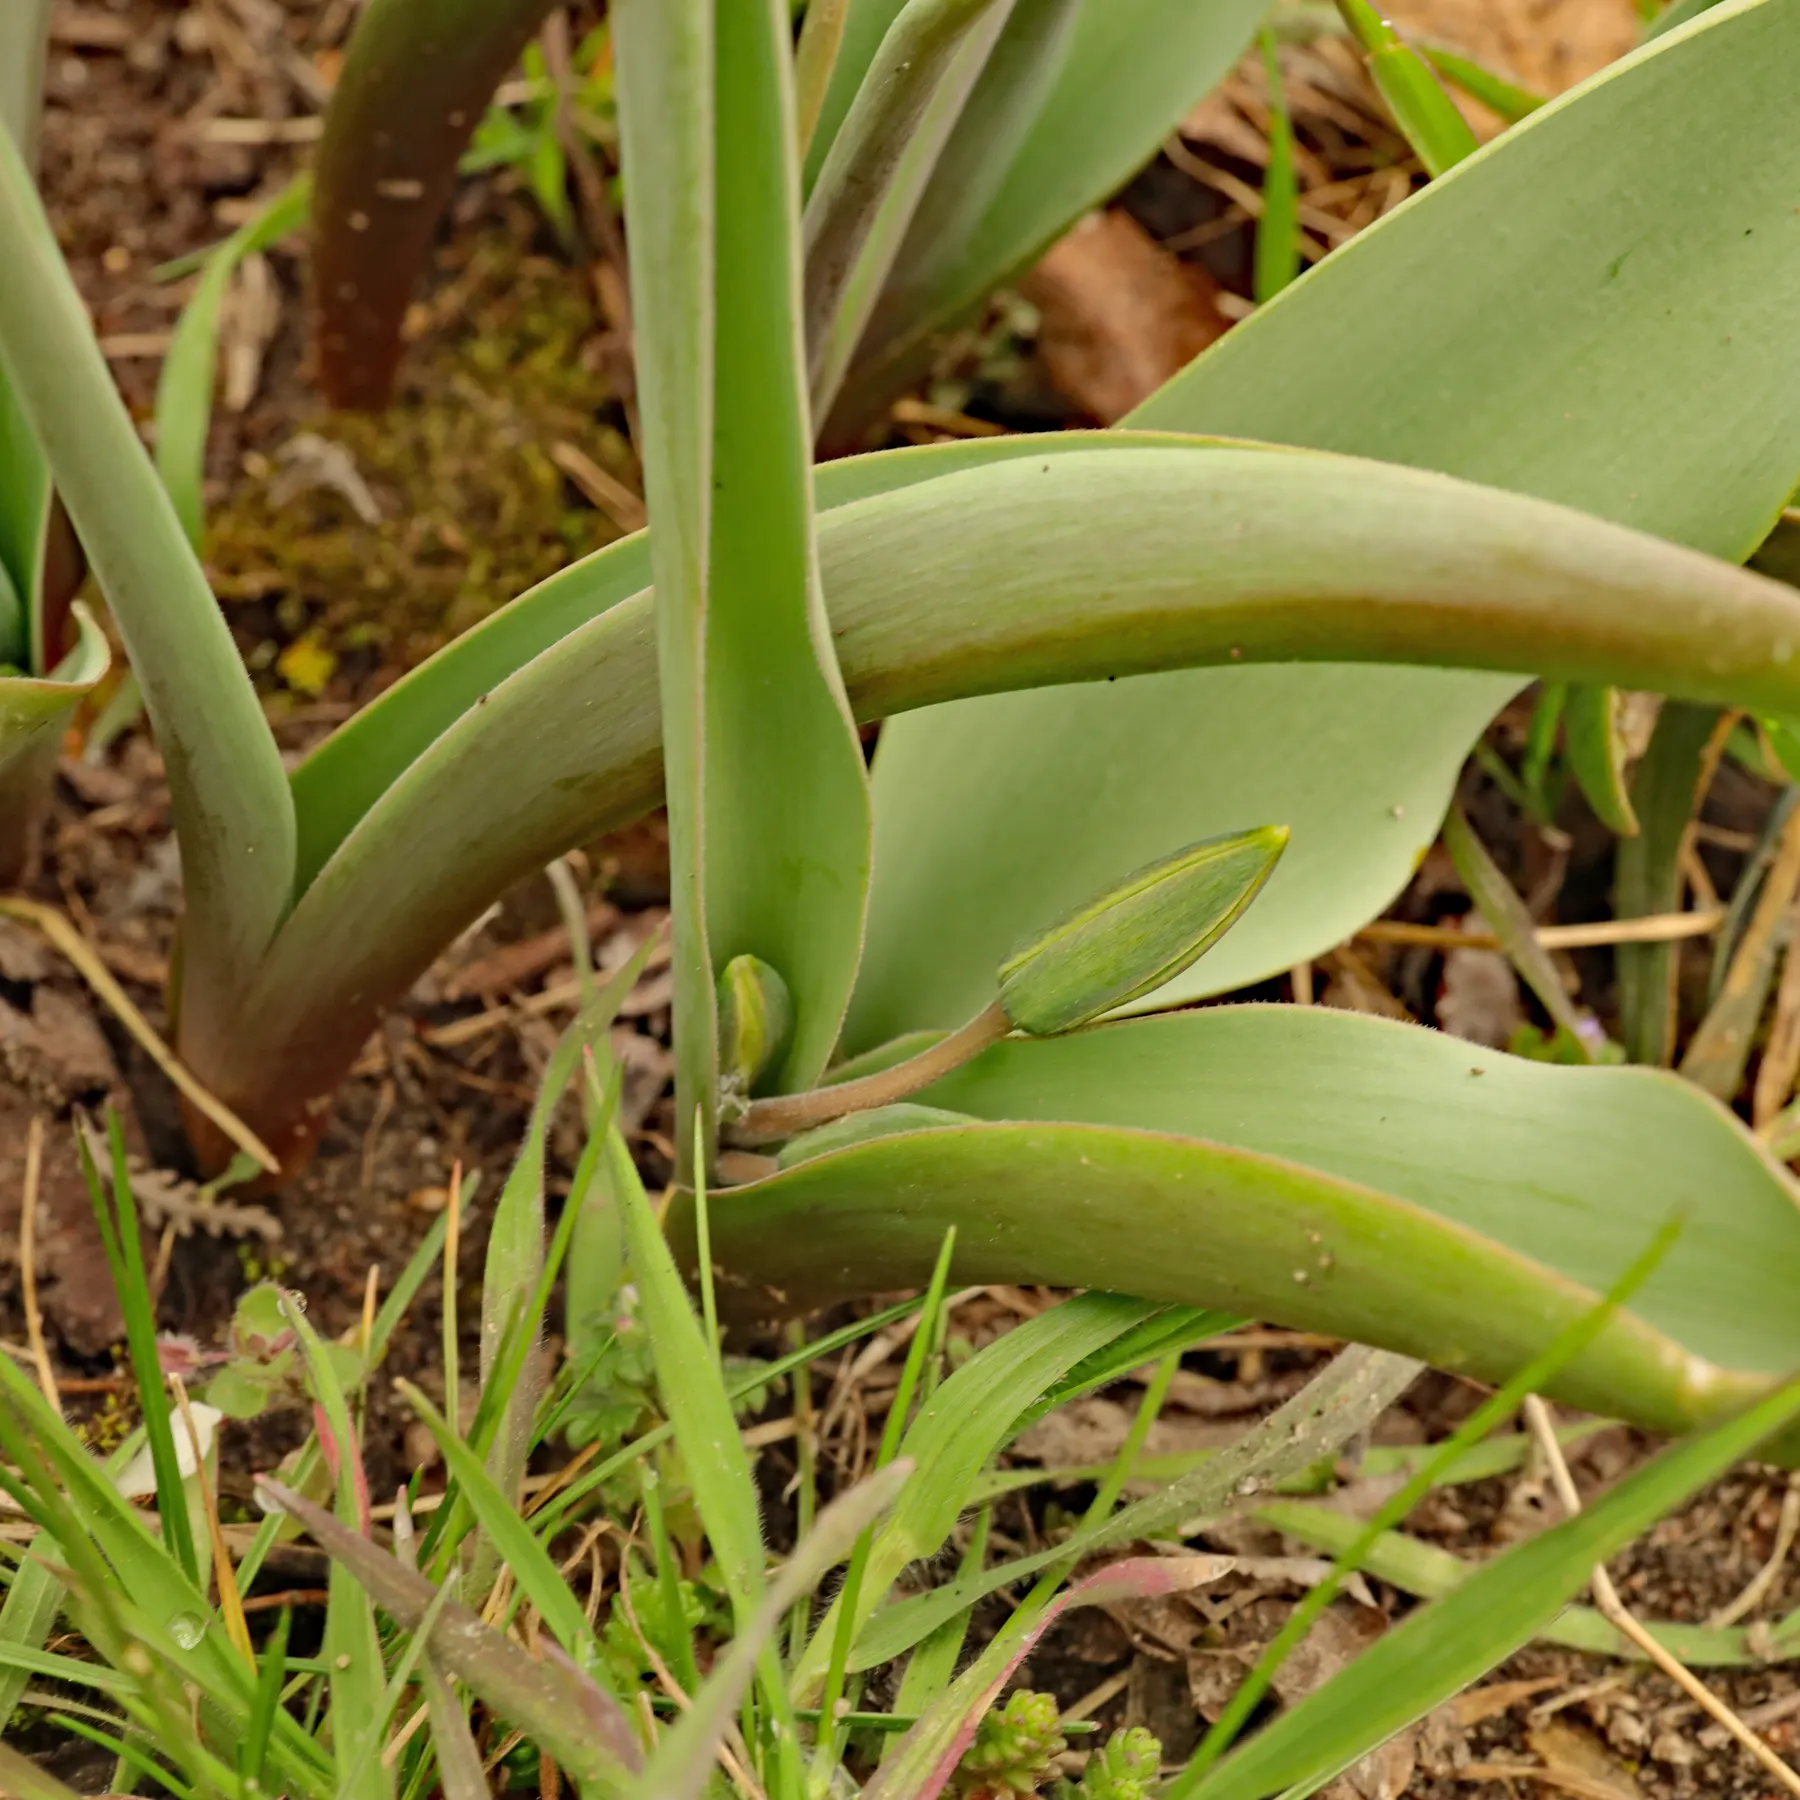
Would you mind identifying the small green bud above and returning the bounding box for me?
[776,1103,976,1170]
[997,825,1288,1037]
[717,954,793,1095]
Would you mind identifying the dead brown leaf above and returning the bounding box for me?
[1526,1720,1649,1799]
[1454,1676,1567,1728]
[1021,211,1228,424]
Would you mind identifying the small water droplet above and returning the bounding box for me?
[168,1611,205,1650]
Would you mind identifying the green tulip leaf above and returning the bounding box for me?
[828,0,1271,431]
[237,437,1800,1154]
[687,1006,1800,1444]
[847,0,1800,1051]
[703,0,872,1095]
[0,601,110,881]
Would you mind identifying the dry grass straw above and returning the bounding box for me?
[1522,1394,1800,1797]
[0,896,278,1172]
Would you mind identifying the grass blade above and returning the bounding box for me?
[0,1549,64,1734]
[1420,42,1544,121]
[1180,1220,1677,1783]
[1258,1498,1785,1666]
[397,1379,599,1664]
[1253,29,1300,304]
[258,1478,640,1789]
[76,1119,199,1584]
[634,1459,913,1800]
[1565,683,1641,836]
[281,1294,389,1800]
[1441,800,1588,1047]
[1618,704,1727,1063]
[865,1555,1234,1800]
[850,1345,1419,1669]
[609,1127,765,1599]
[155,176,309,547]
[1187,1368,1800,1798]
[793,1290,1169,1693]
[1334,0,1479,175]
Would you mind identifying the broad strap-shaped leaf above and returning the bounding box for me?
[611,0,716,1162]
[705,0,873,1095]
[0,1,48,168]
[827,0,1270,435]
[220,439,1800,1160]
[846,0,1800,1052]
[686,1007,1800,1447]
[0,123,296,1121]
[311,0,558,407]
[0,602,108,883]
[802,0,1014,415]
[285,431,1174,893]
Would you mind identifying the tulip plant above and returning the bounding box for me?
[0,0,105,882]
[5,0,1800,1451]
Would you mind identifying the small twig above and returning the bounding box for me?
[1521,1395,1800,1797]
[1706,1474,1800,1629]
[19,1116,59,1413]
[1355,910,1721,953]
[551,441,647,536]
[889,398,1010,438]
[443,900,619,1000]
[0,897,279,1173]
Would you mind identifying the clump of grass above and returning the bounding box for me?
[7,1028,1800,1800]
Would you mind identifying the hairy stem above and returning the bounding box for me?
[732,1001,1009,1144]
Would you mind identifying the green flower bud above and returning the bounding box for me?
[776,1103,976,1170]
[997,825,1287,1037]
[717,953,793,1095]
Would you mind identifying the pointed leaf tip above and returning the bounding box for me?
[998,825,1288,1036]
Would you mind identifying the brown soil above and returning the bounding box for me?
[12,3,1800,1797]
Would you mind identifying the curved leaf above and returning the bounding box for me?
[802,0,1012,413]
[687,1006,1800,1439]
[0,1,50,169]
[219,441,1800,1154]
[311,0,558,408]
[1563,682,1640,836]
[156,179,310,548]
[829,0,1270,433]
[0,123,295,1102]
[848,0,1800,1050]
[286,429,1194,895]
[0,601,107,883]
